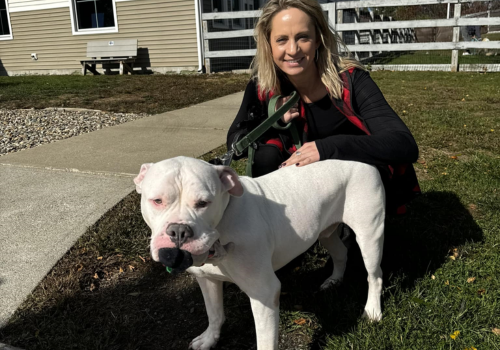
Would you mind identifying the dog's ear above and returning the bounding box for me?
[217,166,244,197]
[134,163,153,194]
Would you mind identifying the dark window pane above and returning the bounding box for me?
[213,0,223,12]
[95,0,115,27]
[75,0,115,30]
[0,0,6,11]
[1,10,10,35]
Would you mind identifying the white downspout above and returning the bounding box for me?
[194,0,204,73]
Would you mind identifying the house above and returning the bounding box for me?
[0,0,204,75]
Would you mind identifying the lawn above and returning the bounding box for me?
[364,50,500,65]
[0,73,250,114]
[0,71,499,350]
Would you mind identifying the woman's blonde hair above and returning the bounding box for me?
[252,0,364,100]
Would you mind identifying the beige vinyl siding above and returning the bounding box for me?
[0,0,198,74]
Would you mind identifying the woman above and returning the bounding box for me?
[227,0,420,214]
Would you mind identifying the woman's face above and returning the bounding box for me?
[269,7,320,78]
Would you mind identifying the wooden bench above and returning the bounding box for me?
[80,39,137,75]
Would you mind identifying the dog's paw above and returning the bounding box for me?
[189,328,219,350]
[320,277,343,291]
[361,309,382,322]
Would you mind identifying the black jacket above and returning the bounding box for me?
[227,68,421,212]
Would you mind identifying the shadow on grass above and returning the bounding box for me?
[302,190,484,349]
[0,191,483,350]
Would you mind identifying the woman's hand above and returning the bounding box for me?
[275,95,300,124]
[280,142,320,169]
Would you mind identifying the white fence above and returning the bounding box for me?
[201,0,500,73]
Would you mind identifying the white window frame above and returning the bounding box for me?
[68,0,119,35]
[0,0,13,41]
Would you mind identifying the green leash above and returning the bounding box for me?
[235,92,302,177]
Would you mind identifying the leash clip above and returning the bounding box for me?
[220,150,234,166]
[231,143,242,157]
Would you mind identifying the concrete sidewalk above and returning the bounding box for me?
[0,91,244,329]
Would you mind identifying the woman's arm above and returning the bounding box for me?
[315,69,419,165]
[226,79,262,159]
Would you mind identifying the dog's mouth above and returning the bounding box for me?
[207,246,216,259]
[193,240,234,267]
[158,240,234,274]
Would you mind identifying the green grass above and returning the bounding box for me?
[365,50,500,65]
[0,72,499,350]
[484,33,500,41]
[0,73,250,114]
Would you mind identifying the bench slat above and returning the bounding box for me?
[86,39,138,58]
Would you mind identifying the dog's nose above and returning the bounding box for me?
[166,224,194,247]
[158,248,193,271]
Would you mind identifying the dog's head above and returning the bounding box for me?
[134,157,243,269]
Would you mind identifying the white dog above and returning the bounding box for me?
[134,156,385,350]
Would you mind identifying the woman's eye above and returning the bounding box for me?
[195,201,209,209]
[153,199,162,205]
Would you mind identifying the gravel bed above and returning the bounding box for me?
[0,108,150,156]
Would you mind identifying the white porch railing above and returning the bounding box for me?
[201,0,500,73]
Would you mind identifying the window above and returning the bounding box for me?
[232,0,253,29]
[212,0,254,30]
[70,0,118,34]
[212,0,230,29]
[0,0,13,40]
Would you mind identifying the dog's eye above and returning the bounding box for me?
[195,200,209,209]
[153,199,162,205]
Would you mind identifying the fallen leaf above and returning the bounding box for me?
[477,289,486,296]
[97,256,103,260]
[449,256,456,260]
[431,275,436,280]
[491,129,495,132]
[461,98,465,101]
[451,156,458,159]
[417,159,426,164]
[93,273,99,279]
[450,330,460,339]
[90,283,96,292]
[119,267,124,274]
[445,280,450,285]
[129,265,135,271]
[467,277,476,283]
[294,318,307,325]
[492,328,500,335]
[76,264,83,272]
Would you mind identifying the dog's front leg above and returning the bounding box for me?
[246,275,281,350]
[190,277,225,350]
